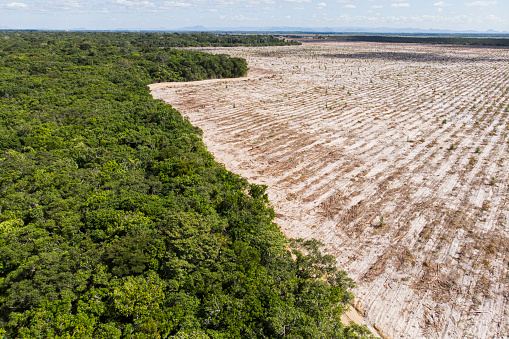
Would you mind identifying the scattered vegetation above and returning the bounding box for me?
[376,215,386,229]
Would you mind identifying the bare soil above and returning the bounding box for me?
[151,42,509,339]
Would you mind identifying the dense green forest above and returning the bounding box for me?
[0,32,372,338]
[149,32,302,47]
[309,34,509,47]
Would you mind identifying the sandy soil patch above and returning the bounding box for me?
[151,42,509,339]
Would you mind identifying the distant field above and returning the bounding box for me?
[152,42,509,339]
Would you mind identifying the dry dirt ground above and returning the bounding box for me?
[151,41,509,339]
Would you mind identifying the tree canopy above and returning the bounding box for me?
[0,31,372,338]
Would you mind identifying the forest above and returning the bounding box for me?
[0,32,372,338]
[309,34,509,47]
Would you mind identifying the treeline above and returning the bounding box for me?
[161,32,302,47]
[0,32,371,338]
[314,35,509,47]
[1,31,300,50]
[0,31,249,82]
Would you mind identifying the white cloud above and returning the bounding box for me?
[343,4,356,8]
[5,2,28,8]
[163,1,192,7]
[114,0,154,7]
[219,14,259,20]
[45,0,81,10]
[282,0,311,3]
[391,3,410,7]
[465,1,497,6]
[485,14,501,21]
[433,1,452,6]
[244,0,276,5]
[316,2,327,9]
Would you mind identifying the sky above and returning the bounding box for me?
[0,0,507,31]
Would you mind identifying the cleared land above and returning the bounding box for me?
[151,42,509,339]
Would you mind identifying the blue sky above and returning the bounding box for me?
[0,0,507,31]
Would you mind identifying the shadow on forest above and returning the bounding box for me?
[322,52,509,63]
